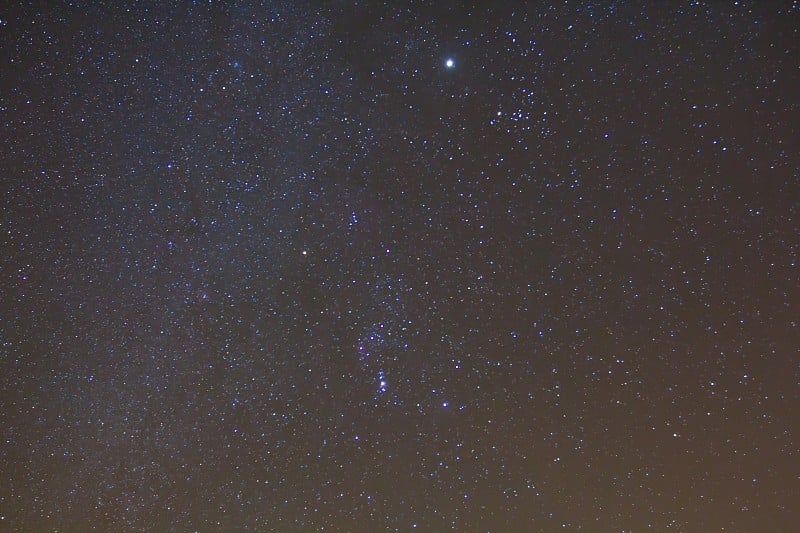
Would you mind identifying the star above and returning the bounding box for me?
[445,58,454,68]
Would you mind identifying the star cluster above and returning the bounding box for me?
[1,2,798,531]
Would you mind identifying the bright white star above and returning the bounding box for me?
[445,58,454,68]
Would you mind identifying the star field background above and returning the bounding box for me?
[1,1,799,531]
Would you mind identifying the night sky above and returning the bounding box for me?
[1,2,798,531]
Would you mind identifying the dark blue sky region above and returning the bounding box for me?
[1,2,798,531]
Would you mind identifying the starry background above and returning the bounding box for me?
[1,1,798,531]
